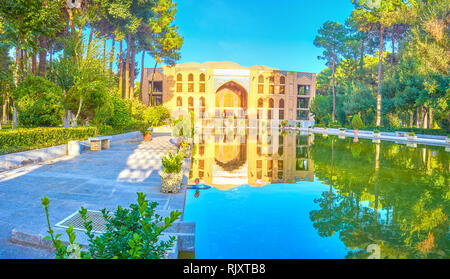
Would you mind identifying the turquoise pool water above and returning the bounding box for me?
[184,130,449,259]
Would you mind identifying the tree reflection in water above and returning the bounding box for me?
[309,136,449,259]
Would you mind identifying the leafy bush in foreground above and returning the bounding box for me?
[41,192,181,259]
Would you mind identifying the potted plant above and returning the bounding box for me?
[308,125,313,133]
[140,125,153,141]
[351,114,363,136]
[407,132,417,140]
[281,120,287,129]
[373,129,381,138]
[160,151,184,193]
[179,142,191,158]
[296,122,301,129]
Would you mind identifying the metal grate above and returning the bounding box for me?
[55,210,112,233]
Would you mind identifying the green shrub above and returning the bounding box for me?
[351,114,363,130]
[41,192,181,259]
[281,120,287,126]
[138,122,152,135]
[14,75,65,127]
[373,129,380,133]
[364,126,447,136]
[107,95,132,129]
[144,105,170,127]
[161,151,184,174]
[96,125,115,136]
[0,127,97,154]
[328,121,341,128]
[438,118,449,133]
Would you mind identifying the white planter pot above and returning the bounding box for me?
[160,170,184,193]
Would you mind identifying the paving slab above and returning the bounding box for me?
[0,132,194,258]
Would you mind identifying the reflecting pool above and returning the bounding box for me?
[184,127,449,259]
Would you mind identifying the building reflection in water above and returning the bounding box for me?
[188,122,315,190]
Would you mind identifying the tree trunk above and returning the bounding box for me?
[130,42,136,100]
[150,61,158,107]
[331,50,336,122]
[12,45,21,129]
[103,37,107,72]
[110,34,115,72]
[376,24,384,127]
[31,53,37,75]
[49,42,53,74]
[421,107,428,129]
[124,34,131,99]
[410,110,414,128]
[391,27,395,71]
[38,36,47,77]
[2,92,7,125]
[19,49,24,79]
[88,26,94,48]
[73,96,83,128]
[118,40,124,98]
[22,49,28,77]
[139,50,145,102]
[360,37,365,76]
[428,108,433,129]
[416,107,420,127]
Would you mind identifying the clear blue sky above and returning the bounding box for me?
[123,0,354,78]
[166,0,355,74]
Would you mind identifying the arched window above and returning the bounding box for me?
[257,98,263,120]
[188,96,194,107]
[199,97,205,107]
[199,97,206,118]
[279,99,285,120]
[269,75,274,94]
[268,98,274,119]
[258,75,264,94]
[279,76,286,94]
[199,73,206,93]
[257,98,264,108]
[177,96,182,107]
[188,73,194,92]
[176,73,183,92]
[258,75,264,83]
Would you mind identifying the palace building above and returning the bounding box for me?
[141,61,316,126]
[187,129,315,189]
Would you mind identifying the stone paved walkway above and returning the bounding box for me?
[0,132,188,258]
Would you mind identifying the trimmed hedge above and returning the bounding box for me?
[0,127,98,155]
[360,127,448,136]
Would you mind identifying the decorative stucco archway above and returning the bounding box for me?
[215,81,248,110]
